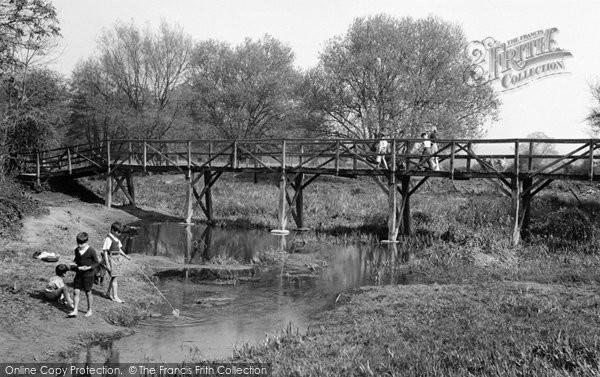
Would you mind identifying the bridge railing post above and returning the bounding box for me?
[528,141,533,172]
[282,139,286,171]
[589,139,594,181]
[105,140,112,208]
[36,151,41,187]
[128,141,132,165]
[67,148,72,175]
[232,140,238,169]
[450,141,455,179]
[514,140,519,175]
[466,142,472,172]
[143,141,147,171]
[187,141,192,171]
[335,140,340,175]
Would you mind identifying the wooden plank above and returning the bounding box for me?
[371,176,389,196]
[401,176,411,235]
[510,177,521,246]
[36,152,41,186]
[338,143,386,175]
[529,142,588,178]
[387,175,398,242]
[293,142,336,169]
[67,148,72,174]
[184,171,194,223]
[409,177,429,196]
[300,174,320,190]
[450,142,455,180]
[204,171,214,221]
[295,173,304,228]
[466,142,472,172]
[143,141,147,171]
[530,179,553,197]
[237,145,275,172]
[278,173,287,230]
[453,143,511,187]
[589,140,595,181]
[335,140,340,175]
[281,140,286,172]
[145,143,184,172]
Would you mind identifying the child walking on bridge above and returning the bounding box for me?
[102,222,131,304]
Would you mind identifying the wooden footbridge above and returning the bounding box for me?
[14,138,600,245]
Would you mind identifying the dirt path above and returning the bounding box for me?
[0,191,159,362]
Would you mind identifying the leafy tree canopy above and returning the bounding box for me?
[306,14,500,139]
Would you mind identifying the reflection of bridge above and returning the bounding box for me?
[15,138,600,245]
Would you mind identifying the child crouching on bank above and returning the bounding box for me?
[43,264,74,309]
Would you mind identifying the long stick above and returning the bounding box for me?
[131,262,180,317]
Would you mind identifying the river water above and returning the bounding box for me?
[75,223,410,363]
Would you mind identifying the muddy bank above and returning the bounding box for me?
[0,191,166,362]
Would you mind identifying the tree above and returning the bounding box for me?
[0,0,60,72]
[0,0,61,174]
[68,20,193,143]
[305,14,500,139]
[587,81,600,136]
[188,35,302,139]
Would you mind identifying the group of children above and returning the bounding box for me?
[374,129,441,171]
[43,222,131,317]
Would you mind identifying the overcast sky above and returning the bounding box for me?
[50,0,600,140]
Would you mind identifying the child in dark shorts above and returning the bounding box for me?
[68,232,100,318]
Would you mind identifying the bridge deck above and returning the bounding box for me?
[13,138,600,182]
[14,138,600,246]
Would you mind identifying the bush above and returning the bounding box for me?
[0,178,46,237]
[529,207,596,252]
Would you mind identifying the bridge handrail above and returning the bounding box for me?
[14,138,600,181]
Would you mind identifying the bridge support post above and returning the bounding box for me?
[385,178,398,242]
[105,175,112,208]
[400,176,411,235]
[522,177,532,238]
[184,171,219,223]
[126,172,136,206]
[277,173,287,231]
[204,171,213,221]
[184,171,194,224]
[295,173,304,229]
[510,177,522,246]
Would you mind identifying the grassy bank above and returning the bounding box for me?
[80,173,600,375]
[235,282,600,376]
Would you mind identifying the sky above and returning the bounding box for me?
[49,0,600,141]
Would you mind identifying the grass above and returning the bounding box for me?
[234,283,600,376]
[79,173,600,376]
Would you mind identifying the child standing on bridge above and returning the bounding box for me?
[102,222,131,304]
[375,133,389,169]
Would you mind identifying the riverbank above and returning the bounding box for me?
[0,188,164,362]
[4,173,600,374]
[79,173,600,375]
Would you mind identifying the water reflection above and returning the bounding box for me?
[78,223,411,363]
